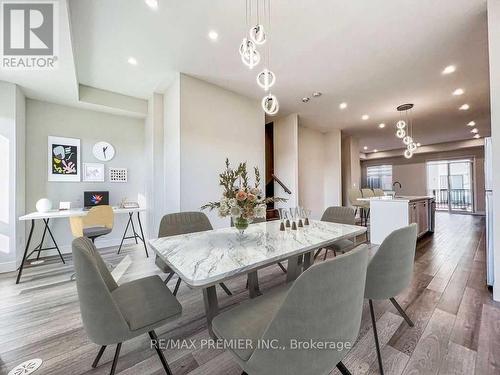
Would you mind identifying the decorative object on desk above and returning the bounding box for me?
[83,163,104,182]
[120,198,139,209]
[201,158,286,236]
[109,167,128,182]
[48,136,80,181]
[92,141,115,161]
[36,198,52,213]
[59,201,71,210]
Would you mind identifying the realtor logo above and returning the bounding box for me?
[1,1,59,69]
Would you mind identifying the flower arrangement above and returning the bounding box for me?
[201,159,286,234]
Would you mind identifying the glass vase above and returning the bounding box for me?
[234,216,249,236]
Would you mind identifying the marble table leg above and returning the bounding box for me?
[202,286,219,338]
[302,251,315,271]
[247,271,262,298]
[286,255,302,282]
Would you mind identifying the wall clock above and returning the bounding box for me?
[92,141,115,162]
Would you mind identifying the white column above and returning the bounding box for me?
[487,0,500,301]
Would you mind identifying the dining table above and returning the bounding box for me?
[149,219,367,334]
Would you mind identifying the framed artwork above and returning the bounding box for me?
[83,163,105,182]
[48,136,81,182]
[109,168,128,182]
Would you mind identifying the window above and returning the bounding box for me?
[366,165,392,190]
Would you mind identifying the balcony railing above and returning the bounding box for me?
[431,189,472,212]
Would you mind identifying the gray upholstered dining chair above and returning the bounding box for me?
[365,224,417,375]
[72,237,182,375]
[314,206,357,261]
[373,188,385,197]
[212,245,369,375]
[154,211,233,296]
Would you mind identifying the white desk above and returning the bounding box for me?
[17,207,148,284]
[149,220,366,330]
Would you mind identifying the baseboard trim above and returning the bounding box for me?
[0,260,17,273]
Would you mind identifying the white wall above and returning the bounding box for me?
[298,126,325,218]
[487,0,500,301]
[273,114,299,208]
[298,126,342,219]
[158,74,265,229]
[26,100,146,253]
[324,129,342,208]
[0,81,25,272]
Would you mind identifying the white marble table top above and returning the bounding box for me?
[149,220,367,288]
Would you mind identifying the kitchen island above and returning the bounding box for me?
[361,196,435,245]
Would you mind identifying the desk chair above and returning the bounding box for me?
[212,245,369,375]
[70,205,114,243]
[365,224,417,375]
[73,237,181,375]
[154,212,233,296]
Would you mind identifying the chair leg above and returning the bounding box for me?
[333,249,337,257]
[314,248,323,260]
[110,343,122,375]
[277,262,287,273]
[336,361,353,375]
[92,345,106,368]
[369,299,384,375]
[149,331,173,375]
[219,282,233,296]
[390,297,414,327]
[173,278,181,296]
[323,249,328,261]
[164,272,175,285]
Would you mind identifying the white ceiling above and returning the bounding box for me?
[4,0,492,152]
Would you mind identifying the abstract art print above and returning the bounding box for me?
[83,163,105,182]
[48,136,81,182]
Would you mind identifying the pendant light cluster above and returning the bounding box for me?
[239,0,279,116]
[395,104,420,159]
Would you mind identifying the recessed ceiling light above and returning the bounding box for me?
[302,97,310,103]
[467,121,476,126]
[362,114,369,120]
[312,92,322,97]
[363,146,368,150]
[127,57,138,65]
[378,123,385,129]
[416,142,421,147]
[373,149,378,153]
[442,65,456,75]
[208,30,218,41]
[473,134,480,139]
[144,0,159,10]
[471,128,478,133]
[459,104,470,110]
[339,102,347,109]
[452,88,464,96]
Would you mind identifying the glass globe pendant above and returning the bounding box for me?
[249,24,266,45]
[256,69,276,91]
[396,129,406,139]
[262,93,279,115]
[239,38,254,56]
[404,149,413,159]
[396,120,406,129]
[403,135,413,145]
[408,142,417,152]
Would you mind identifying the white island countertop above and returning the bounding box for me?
[358,196,434,203]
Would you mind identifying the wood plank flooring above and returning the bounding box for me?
[0,213,499,375]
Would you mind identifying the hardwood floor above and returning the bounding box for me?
[1,213,499,375]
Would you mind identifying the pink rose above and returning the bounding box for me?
[236,190,248,201]
[247,193,256,202]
